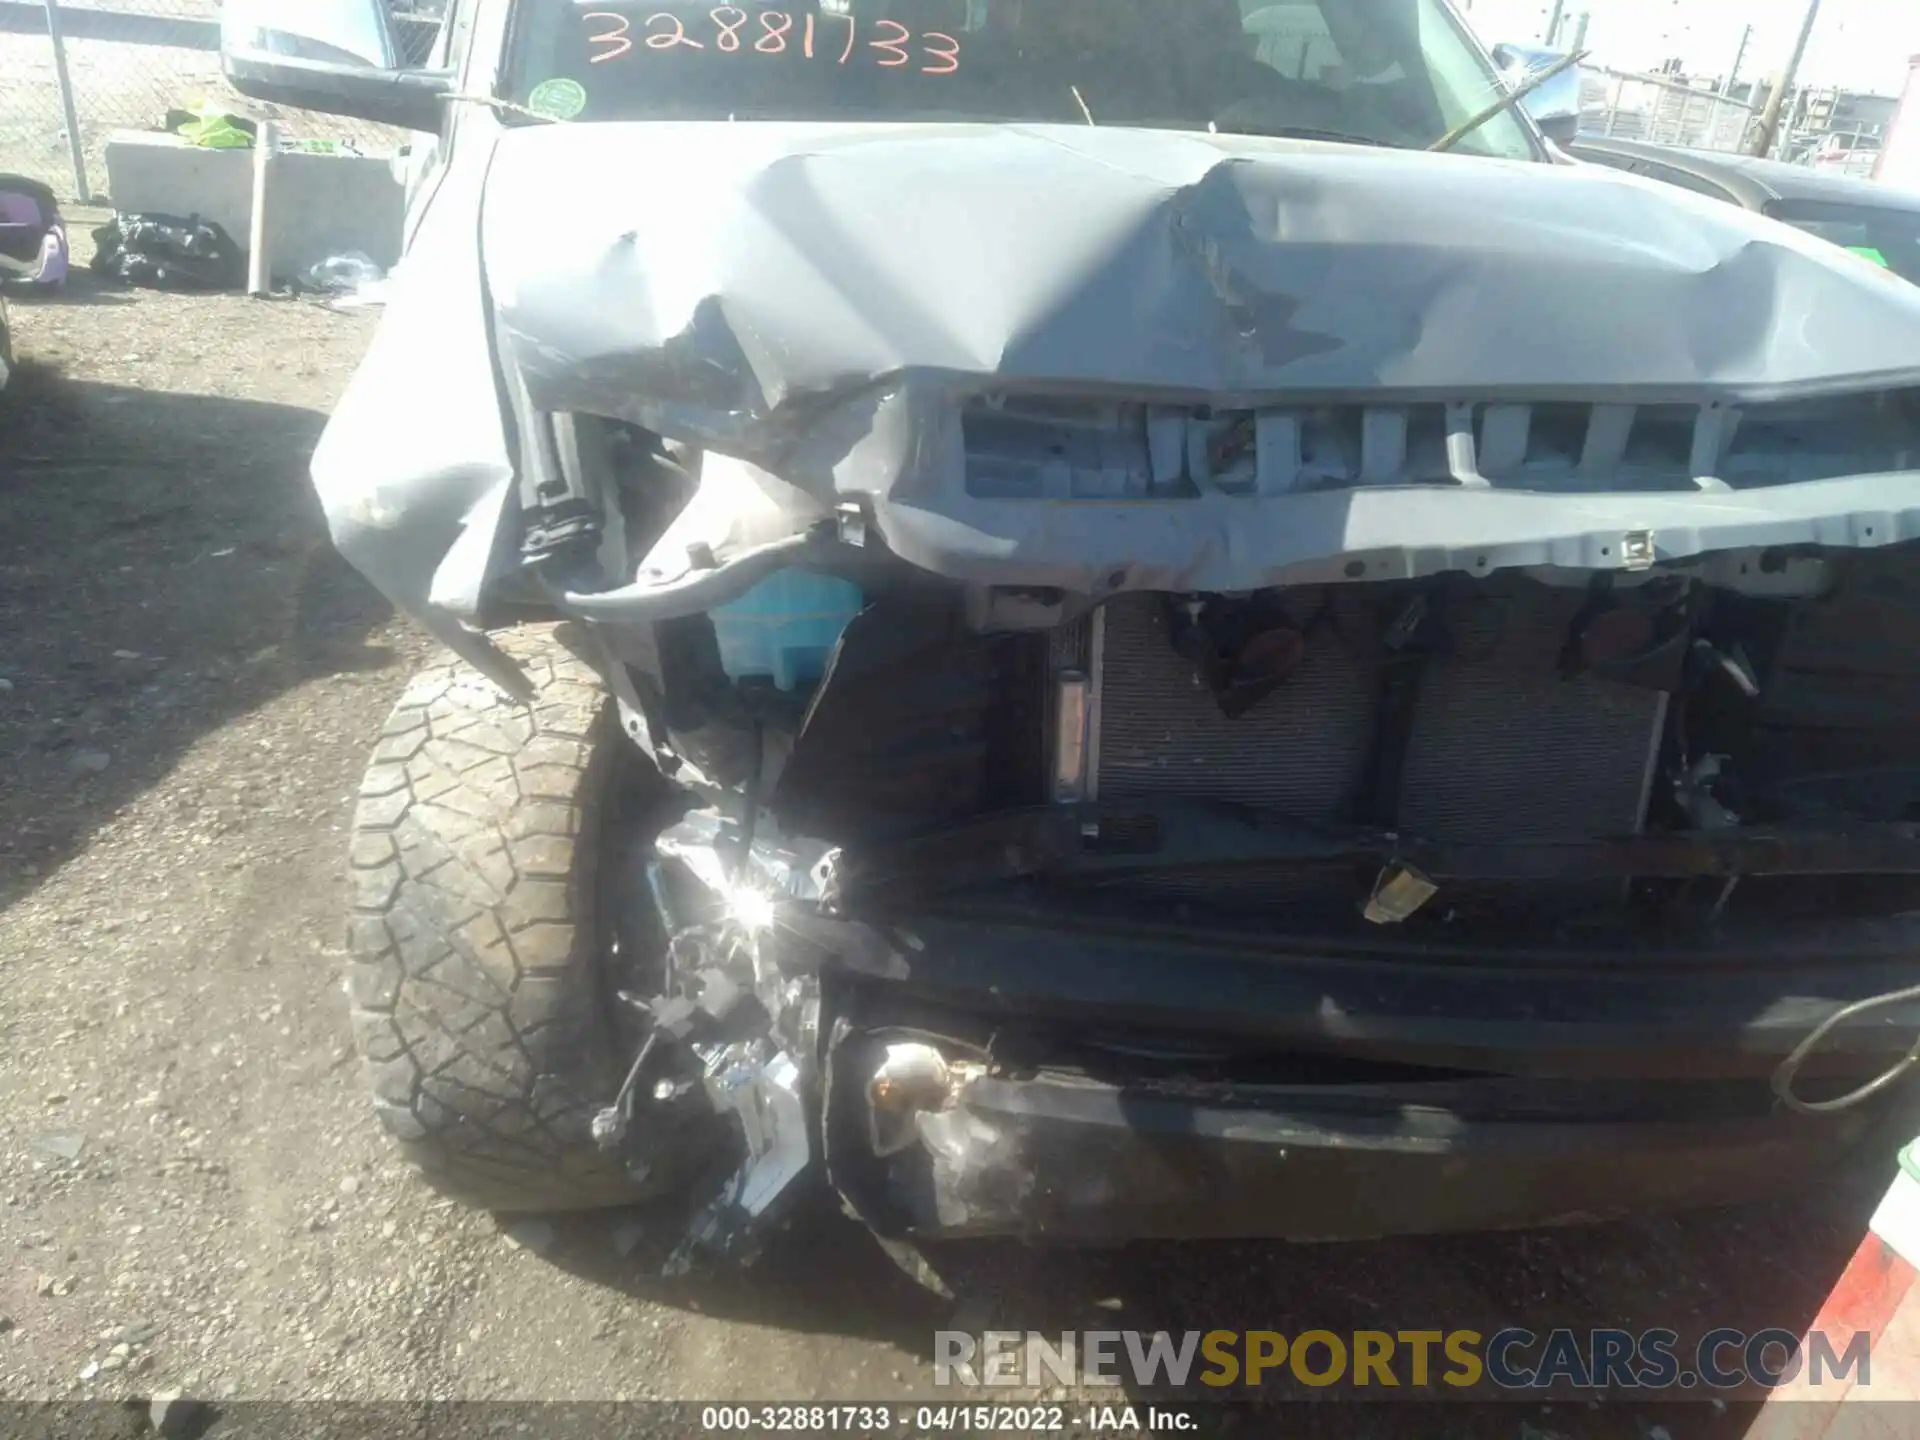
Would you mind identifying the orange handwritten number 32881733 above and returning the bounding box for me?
[597,10,961,70]
[642,11,702,48]
[755,11,792,52]
[867,18,910,67]
[710,6,748,50]
[920,29,959,74]
[582,11,634,59]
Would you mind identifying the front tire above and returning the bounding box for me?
[344,624,651,1211]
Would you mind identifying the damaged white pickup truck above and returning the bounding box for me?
[226,0,1920,1277]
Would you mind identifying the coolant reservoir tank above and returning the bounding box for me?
[708,569,864,691]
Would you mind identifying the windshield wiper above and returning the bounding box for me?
[1225,125,1393,149]
[442,91,566,125]
[1429,49,1588,153]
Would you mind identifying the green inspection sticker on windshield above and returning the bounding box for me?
[1848,245,1892,269]
[527,77,587,120]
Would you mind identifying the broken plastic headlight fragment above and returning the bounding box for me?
[664,1042,812,1275]
[638,808,842,1273]
[653,808,840,912]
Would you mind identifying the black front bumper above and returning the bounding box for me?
[816,904,1920,1242]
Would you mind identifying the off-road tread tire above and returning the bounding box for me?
[345,625,644,1212]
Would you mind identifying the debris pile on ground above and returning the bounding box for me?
[91,214,244,293]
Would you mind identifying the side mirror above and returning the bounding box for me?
[1493,42,1584,147]
[221,0,450,134]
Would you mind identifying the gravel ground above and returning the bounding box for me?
[0,233,1905,1436]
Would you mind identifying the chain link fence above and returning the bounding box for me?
[0,0,440,203]
[1581,66,1759,154]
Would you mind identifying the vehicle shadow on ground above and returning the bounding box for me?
[532,1191,949,1345]
[533,1149,1892,1431]
[0,364,398,912]
[3,280,135,308]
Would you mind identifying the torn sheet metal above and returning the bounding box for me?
[485,124,1920,412]
[653,807,838,911]
[665,1043,812,1273]
[654,808,912,985]
[306,135,527,690]
[318,118,1920,640]
[645,810,828,1270]
[471,121,1920,606]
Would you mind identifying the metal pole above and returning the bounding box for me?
[1543,0,1566,48]
[1570,12,1590,53]
[248,120,277,296]
[1747,0,1825,157]
[1786,84,1815,159]
[1719,24,1752,98]
[42,0,91,203]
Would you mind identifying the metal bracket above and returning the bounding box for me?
[664,1045,812,1274]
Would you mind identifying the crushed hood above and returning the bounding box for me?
[314,121,1920,660]
[484,121,1920,420]
[475,122,1920,601]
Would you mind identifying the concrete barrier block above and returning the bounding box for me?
[102,131,405,284]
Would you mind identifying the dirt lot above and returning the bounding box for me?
[0,233,1904,1434]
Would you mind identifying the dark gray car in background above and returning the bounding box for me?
[1570,136,1920,286]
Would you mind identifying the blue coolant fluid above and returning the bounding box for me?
[708,569,865,691]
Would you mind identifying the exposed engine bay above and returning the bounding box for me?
[535,416,1920,1275]
[574,416,1920,924]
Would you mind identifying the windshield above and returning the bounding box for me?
[507,0,1538,159]
[1765,199,1920,287]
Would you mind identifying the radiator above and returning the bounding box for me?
[1070,586,1667,905]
